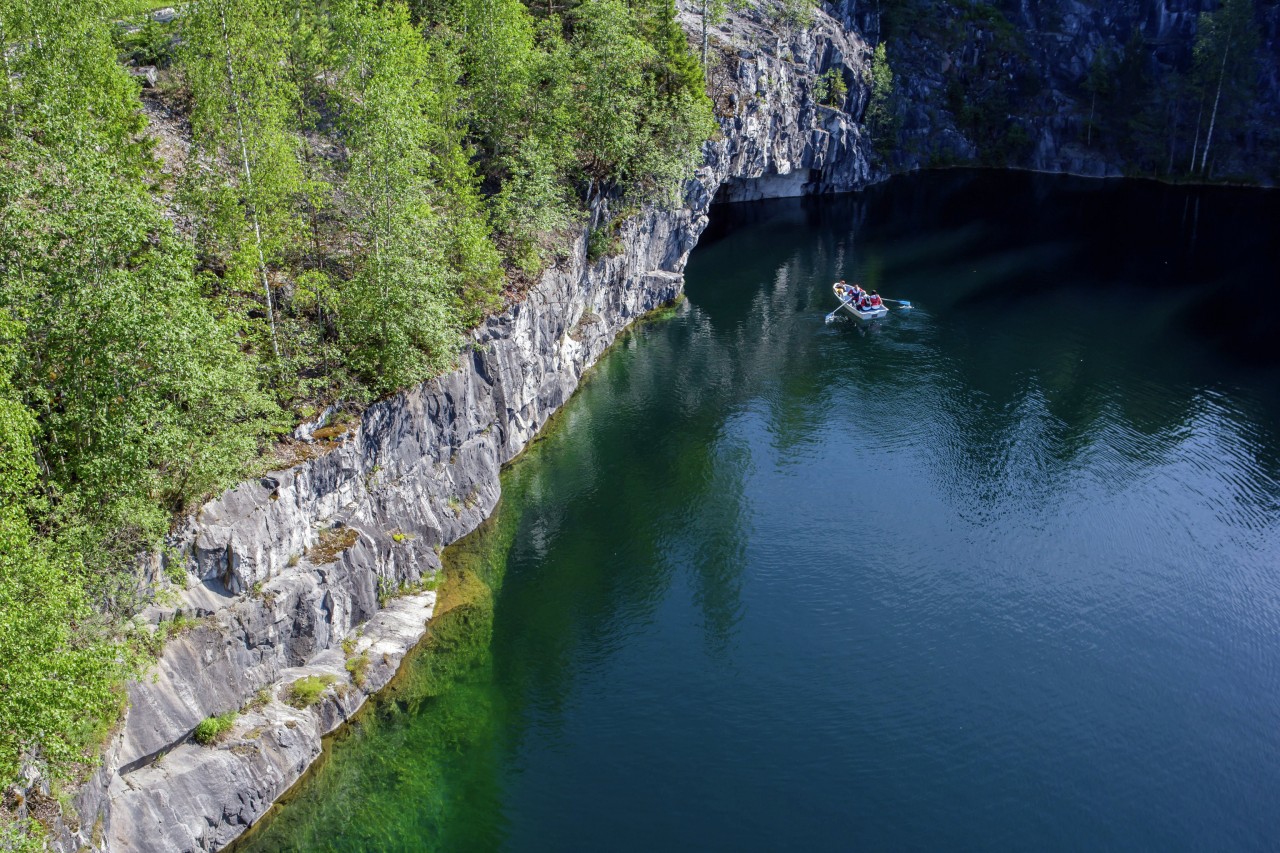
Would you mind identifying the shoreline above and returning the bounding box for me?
[57,2,887,844]
[224,294,690,850]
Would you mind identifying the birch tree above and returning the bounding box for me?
[183,0,304,363]
[1192,0,1259,176]
[0,0,275,800]
[333,0,500,393]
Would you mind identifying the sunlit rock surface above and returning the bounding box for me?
[61,6,880,845]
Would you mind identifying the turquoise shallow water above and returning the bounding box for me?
[239,171,1280,852]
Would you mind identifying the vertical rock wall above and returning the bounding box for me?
[59,4,878,851]
[837,0,1280,181]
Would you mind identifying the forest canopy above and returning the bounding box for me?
[0,0,714,824]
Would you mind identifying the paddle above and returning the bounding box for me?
[825,295,855,322]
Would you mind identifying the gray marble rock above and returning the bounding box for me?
[56,4,879,851]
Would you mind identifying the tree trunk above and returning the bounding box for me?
[219,4,281,363]
[0,19,16,136]
[701,0,709,67]
[1087,92,1095,147]
[1188,98,1203,175]
[1199,39,1230,175]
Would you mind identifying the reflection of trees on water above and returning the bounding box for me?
[243,171,1280,851]
[693,172,1280,526]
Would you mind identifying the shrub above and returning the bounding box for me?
[243,688,272,712]
[192,711,238,745]
[307,526,359,564]
[814,68,848,107]
[345,653,371,689]
[285,675,336,709]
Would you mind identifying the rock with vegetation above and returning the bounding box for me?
[1,0,885,848]
[686,0,877,201]
[844,0,1280,182]
[0,0,719,843]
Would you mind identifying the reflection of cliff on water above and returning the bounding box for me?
[238,170,1280,851]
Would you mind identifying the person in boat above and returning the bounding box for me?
[868,290,883,308]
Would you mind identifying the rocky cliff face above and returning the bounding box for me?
[56,4,877,851]
[836,0,1280,182]
[46,0,1280,846]
[687,0,877,201]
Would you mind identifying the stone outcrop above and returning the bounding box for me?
[56,4,879,850]
[687,0,877,201]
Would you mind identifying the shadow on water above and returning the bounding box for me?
[240,169,1280,852]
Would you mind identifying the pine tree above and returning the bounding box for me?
[1083,44,1114,148]
[865,43,897,157]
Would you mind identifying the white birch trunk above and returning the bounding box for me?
[219,3,281,362]
[1199,40,1230,175]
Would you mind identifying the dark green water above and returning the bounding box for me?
[239,171,1280,851]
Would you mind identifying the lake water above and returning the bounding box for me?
[237,171,1280,851]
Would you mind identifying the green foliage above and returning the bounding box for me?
[0,0,280,586]
[345,653,371,688]
[329,0,501,394]
[192,710,238,745]
[814,68,849,107]
[287,675,337,708]
[0,398,127,785]
[182,0,304,362]
[1082,44,1114,134]
[116,16,178,69]
[571,0,658,186]
[0,0,151,172]
[864,44,897,158]
[878,0,937,42]
[571,0,715,200]
[1190,0,1260,176]
[587,222,623,263]
[0,0,715,807]
[2,152,279,555]
[0,813,44,853]
[939,4,1033,165]
[774,0,816,29]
